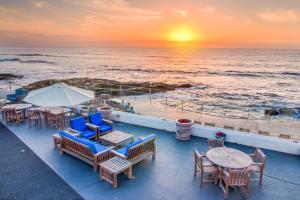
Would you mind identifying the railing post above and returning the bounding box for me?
[165,97,168,108]
[248,109,250,119]
[149,88,152,104]
[181,100,184,112]
[8,81,11,91]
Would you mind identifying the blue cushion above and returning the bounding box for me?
[70,117,87,131]
[99,124,113,133]
[142,134,156,142]
[81,129,96,139]
[93,144,108,154]
[89,113,103,126]
[116,147,128,156]
[127,139,143,149]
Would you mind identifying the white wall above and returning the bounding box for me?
[111,111,300,155]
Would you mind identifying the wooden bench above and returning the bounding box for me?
[60,136,113,171]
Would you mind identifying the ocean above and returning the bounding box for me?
[0,47,300,120]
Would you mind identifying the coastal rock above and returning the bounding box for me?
[278,108,294,116]
[0,73,23,80]
[264,109,279,116]
[24,78,193,96]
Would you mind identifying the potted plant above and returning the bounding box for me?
[215,131,226,140]
[98,106,113,119]
[176,119,194,140]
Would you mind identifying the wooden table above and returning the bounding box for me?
[99,157,134,188]
[35,107,70,115]
[206,147,252,169]
[2,103,32,111]
[99,131,134,147]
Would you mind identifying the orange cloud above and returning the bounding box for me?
[259,9,299,22]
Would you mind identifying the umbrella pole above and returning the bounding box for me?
[61,107,64,130]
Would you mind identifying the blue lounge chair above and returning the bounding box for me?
[59,131,113,171]
[89,112,113,136]
[69,116,97,139]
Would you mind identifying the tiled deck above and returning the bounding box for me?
[2,120,300,200]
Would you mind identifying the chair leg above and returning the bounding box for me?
[224,184,229,199]
[200,171,203,187]
[259,171,263,185]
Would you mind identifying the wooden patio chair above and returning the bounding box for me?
[28,109,42,128]
[208,138,224,150]
[220,169,250,199]
[248,148,266,185]
[4,108,24,123]
[48,112,62,128]
[194,149,218,186]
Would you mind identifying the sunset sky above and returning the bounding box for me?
[1,0,300,48]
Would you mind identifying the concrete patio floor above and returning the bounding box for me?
[2,120,300,200]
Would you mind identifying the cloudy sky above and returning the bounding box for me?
[0,0,300,48]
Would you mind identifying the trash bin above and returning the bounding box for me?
[176,119,194,140]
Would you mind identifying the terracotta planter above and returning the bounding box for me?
[176,119,194,141]
[98,106,113,119]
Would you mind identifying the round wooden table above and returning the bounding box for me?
[206,147,252,169]
[2,103,32,110]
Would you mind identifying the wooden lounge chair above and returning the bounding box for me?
[205,122,215,127]
[248,148,266,185]
[110,134,156,165]
[59,131,113,171]
[208,139,224,150]
[258,131,269,136]
[239,128,250,133]
[194,149,218,186]
[220,169,250,199]
[224,126,234,130]
[279,134,291,140]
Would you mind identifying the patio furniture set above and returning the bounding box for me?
[54,112,156,188]
[194,139,266,199]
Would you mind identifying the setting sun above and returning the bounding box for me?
[169,28,195,42]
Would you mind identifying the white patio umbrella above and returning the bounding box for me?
[24,83,94,107]
[23,83,94,130]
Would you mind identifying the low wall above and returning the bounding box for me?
[111,111,300,155]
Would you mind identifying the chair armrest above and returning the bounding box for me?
[110,149,127,159]
[222,169,230,178]
[86,123,99,130]
[103,119,113,124]
[94,146,114,156]
[68,128,82,134]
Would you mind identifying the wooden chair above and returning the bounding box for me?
[220,169,250,199]
[28,109,42,127]
[205,122,215,127]
[48,112,62,128]
[208,139,224,150]
[194,149,218,186]
[279,134,291,140]
[258,131,269,136]
[3,108,24,123]
[248,148,266,185]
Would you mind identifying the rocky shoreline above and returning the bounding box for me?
[0,73,23,80]
[24,78,193,96]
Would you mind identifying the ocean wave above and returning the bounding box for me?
[0,57,55,64]
[281,72,300,76]
[0,53,64,57]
